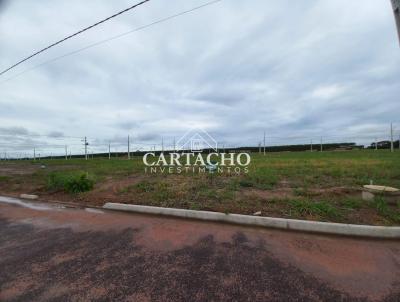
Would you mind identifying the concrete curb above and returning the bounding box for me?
[19,194,39,200]
[103,203,400,239]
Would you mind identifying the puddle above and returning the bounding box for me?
[85,208,104,214]
[0,196,64,211]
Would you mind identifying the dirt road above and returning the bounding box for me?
[0,199,399,301]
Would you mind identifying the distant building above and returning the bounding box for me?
[392,0,400,45]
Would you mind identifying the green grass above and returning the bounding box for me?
[134,181,156,193]
[47,171,94,194]
[6,149,400,189]
[246,150,400,189]
[289,199,340,219]
[370,197,400,223]
[340,198,363,209]
[0,176,10,182]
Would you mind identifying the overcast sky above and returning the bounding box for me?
[0,0,399,155]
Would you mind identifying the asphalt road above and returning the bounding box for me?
[0,199,399,302]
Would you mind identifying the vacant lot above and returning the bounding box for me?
[0,150,399,225]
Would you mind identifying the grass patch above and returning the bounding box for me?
[188,202,201,211]
[239,179,254,188]
[370,197,400,223]
[341,198,363,209]
[373,197,388,215]
[0,176,10,182]
[134,181,155,193]
[154,183,171,201]
[293,187,308,197]
[47,172,94,194]
[289,199,340,219]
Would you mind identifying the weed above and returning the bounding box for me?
[134,181,155,193]
[218,189,235,200]
[0,176,10,182]
[289,199,339,218]
[341,198,363,209]
[65,174,94,193]
[249,169,278,190]
[371,197,400,223]
[188,202,201,210]
[239,179,254,188]
[227,179,240,191]
[373,197,388,215]
[47,172,94,194]
[154,183,171,201]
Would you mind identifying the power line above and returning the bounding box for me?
[0,0,223,84]
[0,0,151,76]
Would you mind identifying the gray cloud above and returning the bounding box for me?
[0,0,399,155]
[0,126,30,136]
[47,131,64,138]
[0,0,8,13]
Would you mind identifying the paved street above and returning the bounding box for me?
[0,200,399,301]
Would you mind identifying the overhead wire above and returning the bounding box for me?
[0,0,151,76]
[0,0,223,84]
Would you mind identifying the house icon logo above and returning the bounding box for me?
[176,128,218,152]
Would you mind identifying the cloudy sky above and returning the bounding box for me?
[0,0,399,156]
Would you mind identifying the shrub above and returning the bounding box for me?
[64,174,94,193]
[47,172,94,194]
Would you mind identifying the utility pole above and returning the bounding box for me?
[320,137,323,152]
[391,0,400,46]
[34,148,36,161]
[310,139,313,152]
[65,145,68,160]
[128,135,131,159]
[84,137,88,160]
[390,123,394,153]
[161,137,164,153]
[263,131,266,156]
[375,138,378,150]
[108,142,111,160]
[173,137,176,152]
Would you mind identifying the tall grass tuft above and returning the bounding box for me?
[47,172,94,194]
